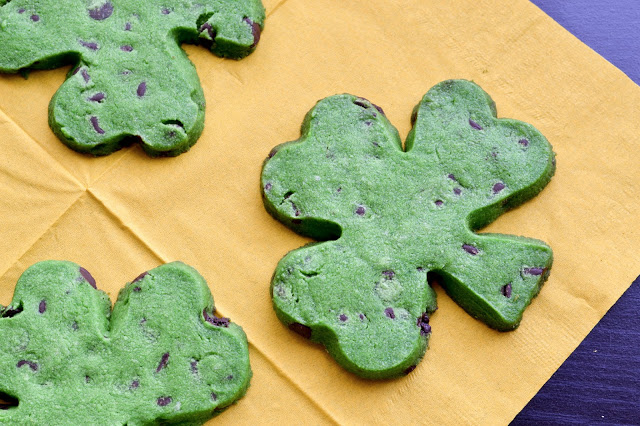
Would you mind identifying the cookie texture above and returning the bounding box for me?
[0,261,251,424]
[261,79,556,379]
[0,0,265,156]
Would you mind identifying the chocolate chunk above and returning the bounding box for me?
[417,312,432,335]
[120,45,133,52]
[157,396,172,406]
[492,182,506,194]
[30,15,39,22]
[203,309,230,327]
[382,270,395,279]
[161,8,171,15]
[38,300,46,314]
[339,314,348,322]
[435,200,443,206]
[124,22,132,31]
[156,352,169,372]
[453,187,462,195]
[243,18,261,49]
[18,9,26,14]
[523,267,545,276]
[81,69,90,83]
[190,360,198,375]
[130,380,139,390]
[404,365,416,375]
[137,82,147,97]
[210,392,217,401]
[462,244,479,255]
[90,116,105,134]
[88,93,106,103]
[264,182,272,191]
[79,40,99,51]
[1,305,23,318]
[501,283,512,298]
[133,287,141,292]
[199,22,215,39]
[384,307,395,319]
[132,271,148,283]
[355,206,366,216]
[519,138,529,147]
[88,2,113,21]
[79,267,97,289]
[16,360,38,371]
[288,322,312,339]
[469,119,483,130]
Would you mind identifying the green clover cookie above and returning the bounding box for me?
[261,79,556,379]
[0,261,251,424]
[0,0,265,156]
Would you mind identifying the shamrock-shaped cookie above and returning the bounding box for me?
[0,0,265,156]
[261,80,555,379]
[0,261,251,424]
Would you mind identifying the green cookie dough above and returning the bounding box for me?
[0,261,251,424]
[0,0,265,156]
[261,79,556,379]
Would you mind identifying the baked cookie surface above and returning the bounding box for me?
[261,80,555,379]
[0,0,265,156]
[0,261,251,424]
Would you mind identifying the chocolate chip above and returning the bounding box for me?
[133,287,141,292]
[38,300,46,314]
[264,182,272,191]
[365,120,373,126]
[1,305,23,318]
[88,93,106,103]
[384,307,395,319]
[203,309,230,327]
[288,322,312,339]
[85,375,90,383]
[30,14,39,22]
[523,267,545,276]
[210,392,217,401]
[243,18,261,49]
[359,313,365,320]
[519,138,529,147]
[79,267,97,289]
[124,22,132,31]
[190,360,198,375]
[462,244,479,255]
[372,103,385,116]
[501,283,512,298]
[132,271,148,283]
[90,116,105,134]
[81,69,90,83]
[435,200,443,207]
[382,270,395,279]
[199,22,215,39]
[157,396,172,406]
[453,188,462,196]
[267,148,278,159]
[137,81,147,97]
[18,9,26,14]
[339,314,348,322]
[469,119,483,130]
[404,365,416,375]
[448,173,457,182]
[355,206,366,216]
[156,353,169,373]
[492,182,506,194]
[120,45,133,52]
[417,312,432,335]
[417,267,425,272]
[353,98,369,109]
[88,2,113,20]
[16,360,38,371]
[79,40,99,51]
[161,8,171,15]
[130,380,139,390]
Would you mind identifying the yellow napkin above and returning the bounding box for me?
[1,0,639,423]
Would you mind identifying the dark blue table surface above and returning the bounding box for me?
[513,1,640,424]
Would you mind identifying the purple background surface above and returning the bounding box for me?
[514,1,640,424]
[530,0,640,85]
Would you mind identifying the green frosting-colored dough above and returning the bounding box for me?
[0,261,251,425]
[0,0,265,156]
[261,79,556,379]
